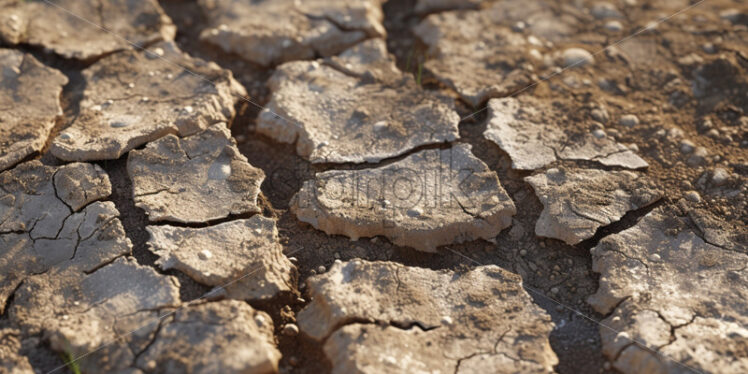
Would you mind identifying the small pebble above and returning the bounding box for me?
[373,121,388,131]
[317,265,326,273]
[520,249,528,256]
[407,207,423,217]
[685,191,701,203]
[110,121,129,128]
[441,316,453,325]
[679,140,695,154]
[711,168,729,186]
[592,129,606,139]
[282,323,299,336]
[198,250,212,260]
[183,105,194,114]
[254,314,266,327]
[591,3,622,19]
[551,287,560,294]
[687,147,708,166]
[619,114,639,127]
[562,48,595,67]
[590,108,609,123]
[604,20,623,32]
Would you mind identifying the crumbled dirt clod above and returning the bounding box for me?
[147,216,296,301]
[298,260,558,373]
[128,123,264,224]
[484,97,648,170]
[588,207,748,374]
[50,41,246,161]
[198,0,385,67]
[0,0,175,60]
[0,49,67,172]
[257,42,460,164]
[291,144,516,252]
[136,300,280,374]
[525,168,662,244]
[0,329,33,374]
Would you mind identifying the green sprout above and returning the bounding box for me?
[60,351,82,374]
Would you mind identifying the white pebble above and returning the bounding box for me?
[198,250,213,260]
[684,191,701,203]
[254,314,266,327]
[282,324,299,336]
[562,48,595,67]
[183,106,193,113]
[592,129,606,139]
[373,121,388,131]
[619,114,639,127]
[711,168,729,186]
[604,20,623,32]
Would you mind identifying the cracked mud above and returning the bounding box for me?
[1,0,746,373]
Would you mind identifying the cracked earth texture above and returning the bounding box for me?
[0,0,746,374]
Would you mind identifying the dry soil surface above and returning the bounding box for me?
[0,0,746,374]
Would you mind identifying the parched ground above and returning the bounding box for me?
[0,0,746,373]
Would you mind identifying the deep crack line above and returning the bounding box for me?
[459,0,709,120]
[443,247,706,374]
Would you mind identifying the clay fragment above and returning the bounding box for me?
[257,46,459,164]
[148,216,296,301]
[525,168,661,244]
[298,260,558,373]
[198,0,385,67]
[0,0,175,60]
[291,144,516,252]
[128,124,264,224]
[0,49,67,172]
[50,41,246,161]
[484,97,648,170]
[588,207,748,374]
